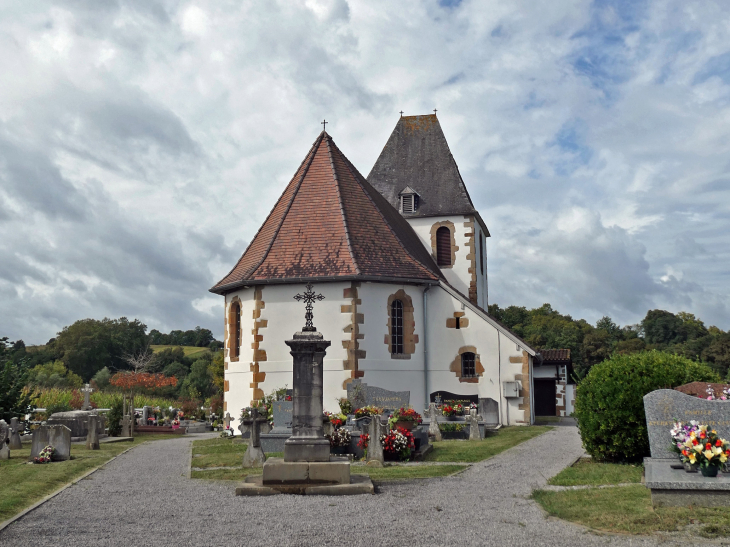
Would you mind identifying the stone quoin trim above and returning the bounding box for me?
[463,216,478,304]
[516,351,531,423]
[556,383,566,417]
[226,296,242,363]
[384,289,418,359]
[449,346,485,383]
[250,286,267,404]
[430,221,458,269]
[445,311,469,329]
[341,282,365,389]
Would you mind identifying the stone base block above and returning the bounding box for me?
[263,457,350,485]
[284,437,331,462]
[260,432,290,454]
[646,457,730,507]
[651,489,730,507]
[236,474,373,496]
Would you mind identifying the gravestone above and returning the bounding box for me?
[0,420,8,445]
[9,417,22,449]
[347,380,409,411]
[223,413,232,430]
[0,440,8,460]
[468,409,482,440]
[479,398,499,425]
[430,391,478,406]
[81,383,93,411]
[47,410,105,438]
[427,403,442,441]
[30,425,71,461]
[242,408,267,467]
[86,415,100,450]
[272,400,293,432]
[120,414,134,438]
[142,406,151,424]
[366,416,385,466]
[644,389,730,460]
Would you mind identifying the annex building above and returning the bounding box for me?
[211,114,539,431]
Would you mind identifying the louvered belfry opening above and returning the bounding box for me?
[461,352,476,378]
[436,226,452,266]
[391,299,404,354]
[402,194,414,213]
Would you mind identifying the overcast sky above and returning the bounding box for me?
[2,0,729,345]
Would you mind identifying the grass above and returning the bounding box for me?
[189,427,549,483]
[547,458,643,486]
[424,426,551,462]
[533,458,730,537]
[0,433,179,523]
[150,345,211,358]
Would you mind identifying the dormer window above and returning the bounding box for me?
[398,186,419,214]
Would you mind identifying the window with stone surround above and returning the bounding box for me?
[461,352,476,378]
[228,300,241,361]
[385,290,418,359]
[391,299,404,355]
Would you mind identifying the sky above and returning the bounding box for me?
[1,0,729,345]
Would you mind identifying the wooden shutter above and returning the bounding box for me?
[436,227,451,266]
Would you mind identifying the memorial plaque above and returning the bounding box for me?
[346,381,409,411]
[644,389,730,460]
[429,391,478,406]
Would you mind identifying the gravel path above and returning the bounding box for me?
[0,427,685,547]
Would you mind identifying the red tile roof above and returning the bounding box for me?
[211,132,442,294]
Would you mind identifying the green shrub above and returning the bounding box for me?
[575,350,718,462]
[107,396,123,437]
[45,401,72,416]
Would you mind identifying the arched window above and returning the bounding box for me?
[391,299,404,354]
[230,301,241,359]
[461,352,476,378]
[436,226,452,266]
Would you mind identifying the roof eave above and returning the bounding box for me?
[210,275,440,295]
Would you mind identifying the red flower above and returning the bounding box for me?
[706,443,713,450]
[700,431,707,439]
[693,439,699,445]
[716,440,723,447]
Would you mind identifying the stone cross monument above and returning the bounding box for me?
[427,403,442,441]
[283,283,332,462]
[81,383,93,411]
[223,412,232,430]
[468,408,482,441]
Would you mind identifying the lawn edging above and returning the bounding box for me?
[0,442,142,533]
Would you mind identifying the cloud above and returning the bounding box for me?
[1,0,730,344]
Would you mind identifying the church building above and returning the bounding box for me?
[210,114,537,431]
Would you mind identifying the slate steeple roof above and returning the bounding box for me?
[367,114,489,235]
[210,132,442,294]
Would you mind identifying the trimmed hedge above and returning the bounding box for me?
[575,350,718,462]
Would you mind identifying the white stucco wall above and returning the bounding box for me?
[223,280,532,432]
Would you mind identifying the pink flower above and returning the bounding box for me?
[708,396,713,400]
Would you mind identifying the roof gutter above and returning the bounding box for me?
[422,284,431,410]
[437,281,537,356]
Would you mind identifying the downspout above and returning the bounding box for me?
[497,332,503,426]
[423,284,432,410]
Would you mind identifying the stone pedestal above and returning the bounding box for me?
[283,331,331,462]
[86,415,100,450]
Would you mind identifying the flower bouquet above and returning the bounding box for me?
[702,384,730,401]
[329,413,347,428]
[442,404,464,419]
[34,445,54,464]
[329,427,351,454]
[354,406,383,419]
[388,407,422,430]
[672,422,730,477]
[338,397,353,416]
[380,427,415,461]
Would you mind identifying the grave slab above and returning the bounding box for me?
[347,380,409,411]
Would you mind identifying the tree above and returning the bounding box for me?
[642,310,685,346]
[0,359,36,422]
[702,333,730,378]
[181,358,214,399]
[580,330,612,369]
[27,360,83,389]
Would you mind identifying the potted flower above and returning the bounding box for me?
[329,413,347,428]
[379,427,415,461]
[674,423,730,477]
[389,407,422,431]
[338,397,353,416]
[329,427,352,455]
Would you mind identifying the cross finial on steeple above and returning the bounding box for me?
[433,108,437,115]
[399,110,404,117]
[321,119,328,132]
